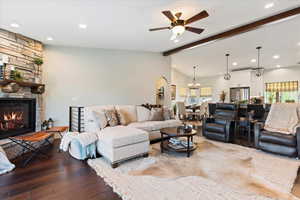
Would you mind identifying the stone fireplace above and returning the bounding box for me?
[0,28,44,159]
[0,98,36,139]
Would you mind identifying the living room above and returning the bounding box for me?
[1,1,300,200]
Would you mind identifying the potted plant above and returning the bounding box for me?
[11,70,23,81]
[33,58,43,83]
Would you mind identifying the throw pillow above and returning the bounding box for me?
[163,107,175,120]
[115,105,138,125]
[92,111,108,129]
[149,108,164,121]
[105,109,119,127]
[136,106,151,122]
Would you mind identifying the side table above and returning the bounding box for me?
[46,126,69,138]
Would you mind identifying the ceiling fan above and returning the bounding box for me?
[149,10,209,41]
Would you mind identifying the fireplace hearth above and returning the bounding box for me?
[0,98,36,139]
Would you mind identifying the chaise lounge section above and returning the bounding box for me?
[84,105,182,167]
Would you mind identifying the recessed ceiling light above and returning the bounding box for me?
[46,37,53,41]
[232,62,238,66]
[276,64,281,68]
[251,59,256,63]
[78,24,87,29]
[265,2,274,9]
[10,23,20,28]
[273,55,280,59]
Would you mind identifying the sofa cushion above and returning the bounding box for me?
[115,105,137,125]
[260,131,296,147]
[136,106,150,122]
[163,107,175,120]
[205,123,225,134]
[92,111,108,129]
[98,126,148,148]
[84,105,115,132]
[128,120,182,132]
[149,108,164,121]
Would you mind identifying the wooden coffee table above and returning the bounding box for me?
[160,127,197,157]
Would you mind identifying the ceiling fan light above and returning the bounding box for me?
[172,25,185,35]
[195,83,201,87]
[187,83,193,87]
[170,34,177,41]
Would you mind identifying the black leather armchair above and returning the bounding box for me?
[202,103,237,143]
[254,123,300,158]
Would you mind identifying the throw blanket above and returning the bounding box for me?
[75,132,98,147]
[0,146,15,175]
[265,103,300,134]
[60,132,98,160]
[60,132,79,151]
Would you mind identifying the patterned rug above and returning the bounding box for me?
[88,137,300,200]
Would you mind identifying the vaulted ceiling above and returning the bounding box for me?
[0,0,299,52]
[171,15,300,77]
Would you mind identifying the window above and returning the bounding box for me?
[265,81,298,103]
[200,87,212,97]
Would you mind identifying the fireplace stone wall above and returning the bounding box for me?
[0,28,45,159]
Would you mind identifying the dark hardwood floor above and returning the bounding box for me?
[2,135,300,200]
[0,140,121,200]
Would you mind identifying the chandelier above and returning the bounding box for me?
[188,66,201,88]
[255,46,264,77]
[224,53,231,80]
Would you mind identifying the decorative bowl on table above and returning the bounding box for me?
[179,124,193,133]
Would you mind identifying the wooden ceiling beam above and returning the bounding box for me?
[162,6,300,56]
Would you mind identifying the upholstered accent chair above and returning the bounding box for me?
[254,103,300,158]
[202,103,237,142]
[254,123,300,158]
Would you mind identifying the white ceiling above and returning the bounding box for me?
[171,15,300,77]
[0,0,299,52]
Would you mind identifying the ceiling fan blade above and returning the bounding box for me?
[149,27,171,31]
[162,10,176,22]
[185,10,209,25]
[186,26,205,34]
[175,12,182,19]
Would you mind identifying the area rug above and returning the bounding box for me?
[88,137,300,200]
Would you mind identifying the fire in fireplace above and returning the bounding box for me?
[0,111,25,131]
[0,98,36,139]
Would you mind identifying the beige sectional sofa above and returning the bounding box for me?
[84,105,182,167]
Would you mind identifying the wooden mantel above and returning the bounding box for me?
[0,79,44,88]
[0,79,45,94]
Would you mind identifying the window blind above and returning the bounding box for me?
[265,81,298,92]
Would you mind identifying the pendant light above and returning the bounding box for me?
[255,46,263,77]
[188,66,201,88]
[224,53,231,80]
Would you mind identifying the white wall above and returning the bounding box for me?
[171,68,189,102]
[43,45,171,125]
